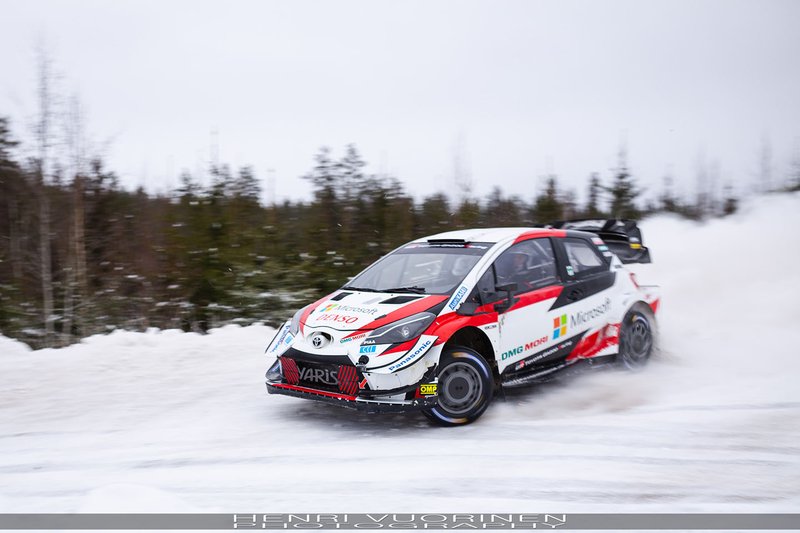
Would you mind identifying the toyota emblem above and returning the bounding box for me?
[310,332,329,349]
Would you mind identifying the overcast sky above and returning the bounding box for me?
[2,0,799,204]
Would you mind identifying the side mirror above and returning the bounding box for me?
[493,282,519,314]
[456,302,480,316]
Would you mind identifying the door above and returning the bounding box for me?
[485,238,564,374]
[548,236,617,358]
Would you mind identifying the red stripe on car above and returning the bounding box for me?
[474,285,562,315]
[567,323,620,361]
[425,311,498,345]
[380,339,418,356]
[299,294,332,335]
[269,383,357,401]
[360,295,449,331]
[513,229,566,243]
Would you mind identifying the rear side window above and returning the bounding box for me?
[563,238,606,276]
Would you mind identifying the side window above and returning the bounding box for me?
[562,238,606,276]
[493,238,559,296]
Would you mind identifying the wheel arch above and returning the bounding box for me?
[618,300,658,368]
[628,300,658,335]
[442,326,500,384]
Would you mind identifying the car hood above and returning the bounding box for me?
[300,290,449,335]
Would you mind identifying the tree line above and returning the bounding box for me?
[3,109,797,348]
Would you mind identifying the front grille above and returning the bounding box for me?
[281,357,361,396]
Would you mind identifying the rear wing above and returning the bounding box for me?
[549,219,652,264]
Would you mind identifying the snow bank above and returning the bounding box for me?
[0,335,32,357]
[0,193,798,513]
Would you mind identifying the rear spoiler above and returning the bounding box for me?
[549,219,652,264]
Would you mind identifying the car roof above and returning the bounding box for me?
[413,227,565,244]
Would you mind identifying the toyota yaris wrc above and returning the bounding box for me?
[265,220,659,426]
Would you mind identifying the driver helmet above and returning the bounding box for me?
[498,251,529,280]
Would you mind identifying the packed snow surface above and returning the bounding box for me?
[1,193,799,513]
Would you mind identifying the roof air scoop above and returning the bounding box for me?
[426,238,469,245]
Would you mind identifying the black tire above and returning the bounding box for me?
[423,347,494,426]
[618,305,655,370]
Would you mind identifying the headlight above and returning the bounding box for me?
[289,305,309,335]
[365,312,436,345]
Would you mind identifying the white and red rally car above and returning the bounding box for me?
[265,220,659,426]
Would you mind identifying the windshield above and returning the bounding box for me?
[344,242,490,295]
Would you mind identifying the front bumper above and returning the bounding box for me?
[266,382,438,413]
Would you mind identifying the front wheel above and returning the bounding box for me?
[423,347,494,426]
[618,305,655,370]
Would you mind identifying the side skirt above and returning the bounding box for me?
[500,354,617,389]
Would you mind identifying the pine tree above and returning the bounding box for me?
[531,176,563,223]
[454,198,481,229]
[0,118,23,332]
[418,193,451,236]
[484,187,524,226]
[606,149,641,219]
[584,173,604,218]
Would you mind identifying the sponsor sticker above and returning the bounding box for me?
[448,285,468,311]
[569,298,611,328]
[320,303,379,315]
[553,314,567,339]
[317,313,359,324]
[501,335,549,360]
[388,339,433,371]
[359,345,377,354]
[566,265,575,276]
[419,383,437,396]
[340,332,367,344]
[298,366,338,385]
[514,337,578,369]
[269,326,290,353]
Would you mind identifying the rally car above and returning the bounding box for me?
[265,219,659,426]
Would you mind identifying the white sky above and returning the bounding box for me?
[2,0,800,204]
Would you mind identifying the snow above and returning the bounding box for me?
[1,193,799,514]
[0,336,31,357]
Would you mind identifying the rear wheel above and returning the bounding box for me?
[423,347,494,426]
[618,305,655,370]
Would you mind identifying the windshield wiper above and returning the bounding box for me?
[382,286,427,294]
[341,286,382,293]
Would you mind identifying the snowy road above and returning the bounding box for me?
[1,194,799,513]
